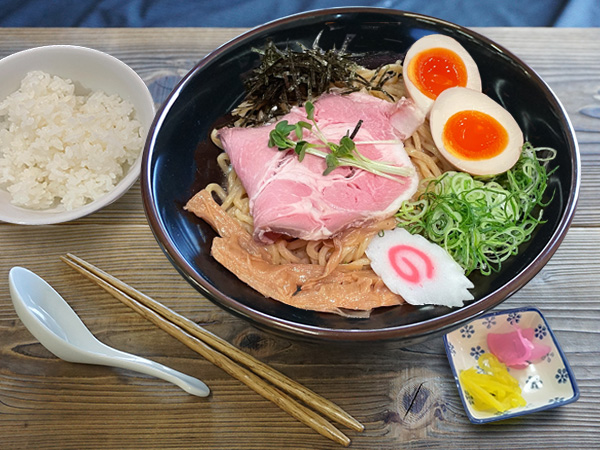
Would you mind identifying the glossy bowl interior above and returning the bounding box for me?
[0,45,156,225]
[142,8,580,344]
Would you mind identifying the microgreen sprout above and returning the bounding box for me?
[268,101,414,181]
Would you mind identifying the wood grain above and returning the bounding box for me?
[1,27,599,449]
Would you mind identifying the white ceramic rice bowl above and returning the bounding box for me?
[0,45,156,225]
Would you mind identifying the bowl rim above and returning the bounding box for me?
[443,306,580,423]
[142,7,581,342]
[0,44,155,225]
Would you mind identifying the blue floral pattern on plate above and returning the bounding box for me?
[506,312,522,325]
[443,306,579,424]
[535,324,548,339]
[555,368,569,384]
[460,324,475,339]
[470,345,485,360]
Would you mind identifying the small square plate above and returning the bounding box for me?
[444,306,579,424]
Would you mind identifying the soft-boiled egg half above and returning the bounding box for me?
[403,34,482,114]
[430,87,524,176]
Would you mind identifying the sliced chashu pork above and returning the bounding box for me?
[218,91,424,243]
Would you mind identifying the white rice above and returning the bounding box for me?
[0,70,144,210]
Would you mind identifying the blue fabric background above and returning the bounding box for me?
[0,0,598,28]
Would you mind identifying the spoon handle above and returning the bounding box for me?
[8,266,209,397]
[92,346,210,397]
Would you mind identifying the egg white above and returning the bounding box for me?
[430,87,524,176]
[403,34,482,115]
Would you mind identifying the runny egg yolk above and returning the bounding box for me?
[408,47,468,100]
[442,110,509,160]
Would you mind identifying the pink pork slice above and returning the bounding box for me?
[218,91,423,243]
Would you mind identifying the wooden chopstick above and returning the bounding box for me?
[61,253,364,446]
[62,253,362,431]
[61,255,350,446]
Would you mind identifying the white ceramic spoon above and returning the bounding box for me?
[8,266,209,397]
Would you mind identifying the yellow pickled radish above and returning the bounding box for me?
[459,353,526,413]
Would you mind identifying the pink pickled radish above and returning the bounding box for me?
[487,327,551,369]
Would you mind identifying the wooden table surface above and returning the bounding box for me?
[0,27,598,449]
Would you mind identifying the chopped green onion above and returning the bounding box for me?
[395,143,556,275]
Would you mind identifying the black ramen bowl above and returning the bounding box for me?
[142,8,580,345]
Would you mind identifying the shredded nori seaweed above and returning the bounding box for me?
[235,32,394,126]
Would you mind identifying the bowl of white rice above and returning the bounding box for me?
[0,45,155,224]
